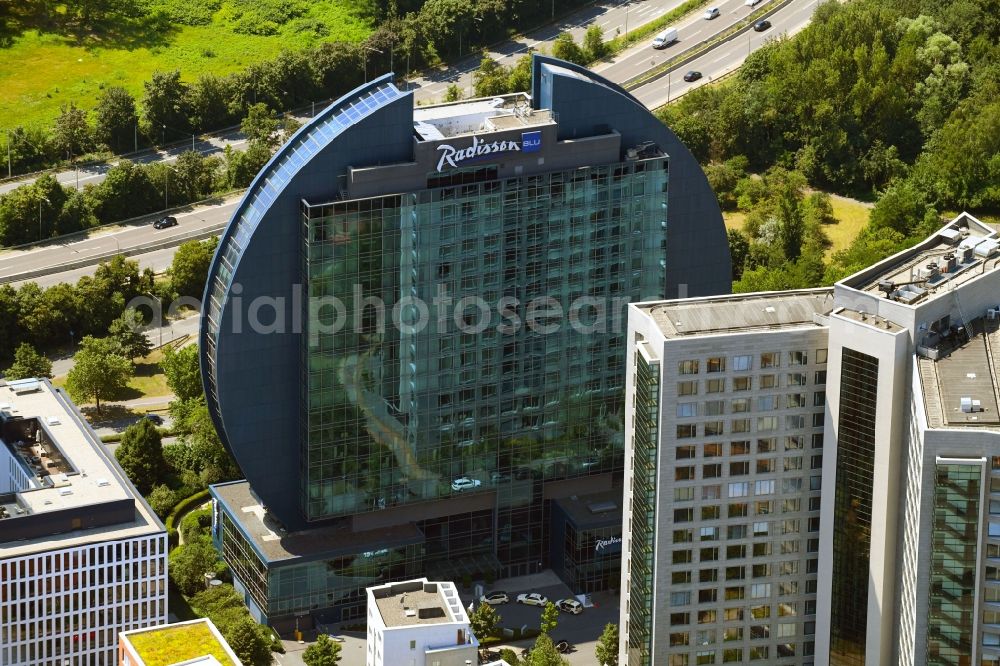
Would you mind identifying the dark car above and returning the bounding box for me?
[153,216,178,230]
[753,19,771,31]
[145,414,164,425]
[683,71,702,83]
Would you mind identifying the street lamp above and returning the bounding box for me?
[5,128,10,179]
[363,46,383,83]
[38,196,50,242]
[163,164,177,210]
[623,0,630,39]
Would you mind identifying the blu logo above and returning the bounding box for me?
[521,131,542,153]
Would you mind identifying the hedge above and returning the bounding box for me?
[165,488,211,547]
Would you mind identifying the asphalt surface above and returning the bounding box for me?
[0,0,819,289]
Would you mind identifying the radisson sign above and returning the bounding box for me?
[435,131,542,172]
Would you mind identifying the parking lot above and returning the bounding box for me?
[274,571,620,666]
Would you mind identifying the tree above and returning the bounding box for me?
[508,53,533,93]
[528,634,568,666]
[4,342,52,379]
[162,344,204,401]
[85,159,160,223]
[869,179,936,236]
[552,33,587,66]
[65,335,133,413]
[169,537,221,595]
[473,57,512,97]
[107,308,152,361]
[53,102,92,159]
[540,601,559,635]
[470,602,500,641]
[95,86,139,153]
[147,484,178,518]
[241,103,280,149]
[142,70,192,142]
[595,623,619,666]
[303,634,343,666]
[169,235,219,299]
[188,74,236,133]
[500,648,522,666]
[583,24,607,61]
[115,418,166,493]
[224,617,274,666]
[443,84,463,102]
[727,228,751,281]
[419,0,475,59]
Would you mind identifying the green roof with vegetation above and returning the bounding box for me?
[126,621,237,666]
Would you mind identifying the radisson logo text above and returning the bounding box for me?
[435,131,543,171]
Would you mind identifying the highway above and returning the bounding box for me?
[0,0,818,288]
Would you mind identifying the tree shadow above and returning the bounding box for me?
[62,12,180,52]
[81,403,140,427]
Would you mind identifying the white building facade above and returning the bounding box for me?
[366,578,478,666]
[0,379,168,665]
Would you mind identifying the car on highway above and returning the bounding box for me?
[745,0,762,5]
[651,27,678,49]
[556,598,584,615]
[683,71,702,82]
[703,7,720,19]
[450,477,481,491]
[480,591,510,605]
[516,592,549,606]
[753,19,772,31]
[153,216,178,230]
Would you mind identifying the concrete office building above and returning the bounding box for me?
[365,578,476,666]
[620,290,832,666]
[203,54,730,627]
[815,213,1000,666]
[0,378,168,666]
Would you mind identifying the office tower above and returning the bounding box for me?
[202,54,730,628]
[118,618,243,666]
[0,378,168,666]
[620,290,833,666]
[365,579,476,666]
[816,213,1000,666]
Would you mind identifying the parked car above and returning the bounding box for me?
[753,19,771,31]
[451,477,481,491]
[556,599,583,615]
[555,640,572,654]
[153,216,178,229]
[683,71,702,82]
[703,7,720,19]
[490,471,511,484]
[144,414,163,425]
[480,591,510,605]
[516,592,549,606]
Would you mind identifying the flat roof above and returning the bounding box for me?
[413,93,553,141]
[120,618,240,666]
[918,317,1000,430]
[636,289,834,337]
[211,481,423,563]
[553,488,623,529]
[369,579,467,628]
[840,213,1000,305]
[0,379,163,558]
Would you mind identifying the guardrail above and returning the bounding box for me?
[622,0,794,90]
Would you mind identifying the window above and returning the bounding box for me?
[732,398,750,413]
[760,375,777,389]
[728,524,747,539]
[704,442,723,457]
[672,591,692,606]
[734,376,752,391]
[410,640,416,650]
[753,543,771,557]
[753,521,769,537]
[757,417,778,431]
[674,571,692,584]
[786,393,806,408]
[677,424,697,438]
[782,498,801,512]
[701,506,720,520]
[731,418,750,433]
[696,651,715,665]
[700,589,718,603]
[816,348,828,364]
[676,466,695,481]
[675,508,694,523]
[730,461,750,476]
[704,464,722,479]
[677,402,698,418]
[707,357,726,373]
[699,609,717,624]
[729,482,749,497]
[701,547,719,562]
[677,445,696,459]
[724,608,743,622]
[706,400,725,416]
[704,378,725,394]
[787,372,807,386]
[678,380,699,396]
[673,549,693,564]
[757,459,775,473]
[674,529,693,543]
[679,360,700,375]
[760,352,779,368]
[733,355,752,371]
[755,480,775,495]
[752,563,771,578]
[814,370,827,384]
[757,395,778,411]
[786,415,806,429]
[727,545,746,559]
[813,391,826,406]
[789,351,807,366]
[729,502,749,518]
[785,435,804,450]
[670,632,690,647]
[731,441,750,455]
[724,628,743,642]
[700,568,718,582]
[755,501,773,515]
[701,526,719,541]
[671,612,690,626]
[751,583,771,598]
[703,484,722,499]
[757,438,776,453]
[675,487,695,501]
[784,457,803,471]
[705,421,724,436]
[724,587,745,600]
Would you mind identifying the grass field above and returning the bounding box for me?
[724,193,872,258]
[0,1,373,133]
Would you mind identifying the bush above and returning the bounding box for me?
[165,488,211,546]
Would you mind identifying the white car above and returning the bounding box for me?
[481,591,510,605]
[745,0,762,5]
[516,592,549,606]
[703,7,720,19]
[556,599,583,615]
[451,477,481,491]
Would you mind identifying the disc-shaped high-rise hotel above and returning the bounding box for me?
[201,55,730,627]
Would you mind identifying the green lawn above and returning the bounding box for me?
[0,1,373,133]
